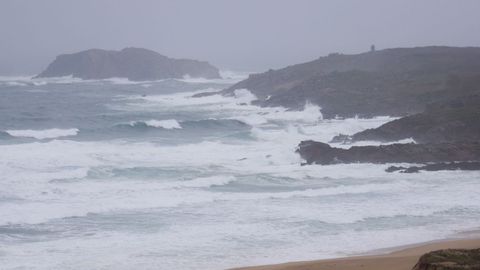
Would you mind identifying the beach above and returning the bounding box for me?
[234,237,480,270]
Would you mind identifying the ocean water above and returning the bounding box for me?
[0,73,479,270]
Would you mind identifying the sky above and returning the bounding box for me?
[1,0,480,75]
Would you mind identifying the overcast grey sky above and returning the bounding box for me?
[1,0,480,75]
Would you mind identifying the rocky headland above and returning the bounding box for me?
[224,46,480,118]
[36,47,221,81]
[297,141,480,165]
[220,46,480,169]
[296,77,480,169]
[338,87,480,144]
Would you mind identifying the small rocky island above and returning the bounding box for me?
[36,47,221,81]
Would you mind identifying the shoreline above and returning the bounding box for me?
[231,234,480,270]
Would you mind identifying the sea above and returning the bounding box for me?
[0,72,479,270]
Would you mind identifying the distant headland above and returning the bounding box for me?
[35,47,221,81]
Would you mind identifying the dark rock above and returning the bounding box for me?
[224,47,480,118]
[297,140,480,165]
[386,162,480,173]
[36,47,220,81]
[403,167,421,173]
[191,91,220,98]
[329,133,353,144]
[385,166,406,172]
[412,249,480,270]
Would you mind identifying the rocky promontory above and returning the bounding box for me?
[301,97,480,170]
[225,46,480,118]
[36,47,221,81]
[386,162,480,173]
[333,94,480,144]
[346,82,480,143]
[297,141,480,165]
[317,79,480,170]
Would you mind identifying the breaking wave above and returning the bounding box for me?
[0,70,249,87]
[5,128,79,139]
[113,119,250,133]
[130,119,182,129]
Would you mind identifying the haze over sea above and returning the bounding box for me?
[0,73,479,270]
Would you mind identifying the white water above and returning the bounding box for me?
[131,119,182,129]
[6,128,79,139]
[0,75,479,270]
[0,71,250,87]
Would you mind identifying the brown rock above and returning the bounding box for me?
[412,249,480,270]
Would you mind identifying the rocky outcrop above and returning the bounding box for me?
[347,89,480,144]
[304,88,480,167]
[297,141,480,165]
[225,47,480,118]
[386,162,480,173]
[36,47,221,81]
[412,249,480,270]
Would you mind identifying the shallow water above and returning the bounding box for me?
[0,74,479,270]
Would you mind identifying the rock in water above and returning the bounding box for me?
[297,141,480,165]
[386,162,480,173]
[350,94,480,144]
[36,47,221,81]
[412,249,480,270]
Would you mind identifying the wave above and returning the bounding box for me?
[115,118,249,132]
[122,89,324,126]
[0,70,249,88]
[117,89,398,148]
[178,70,250,84]
[1,138,479,226]
[5,128,79,139]
[167,176,236,188]
[0,131,14,140]
[130,119,182,129]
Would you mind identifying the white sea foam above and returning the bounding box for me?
[0,71,247,87]
[145,119,182,129]
[0,140,479,269]
[167,175,236,188]
[5,128,79,139]
[2,81,480,270]
[120,89,324,128]
[1,125,480,270]
[179,70,250,84]
[12,70,250,86]
[5,81,28,86]
[129,119,182,129]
